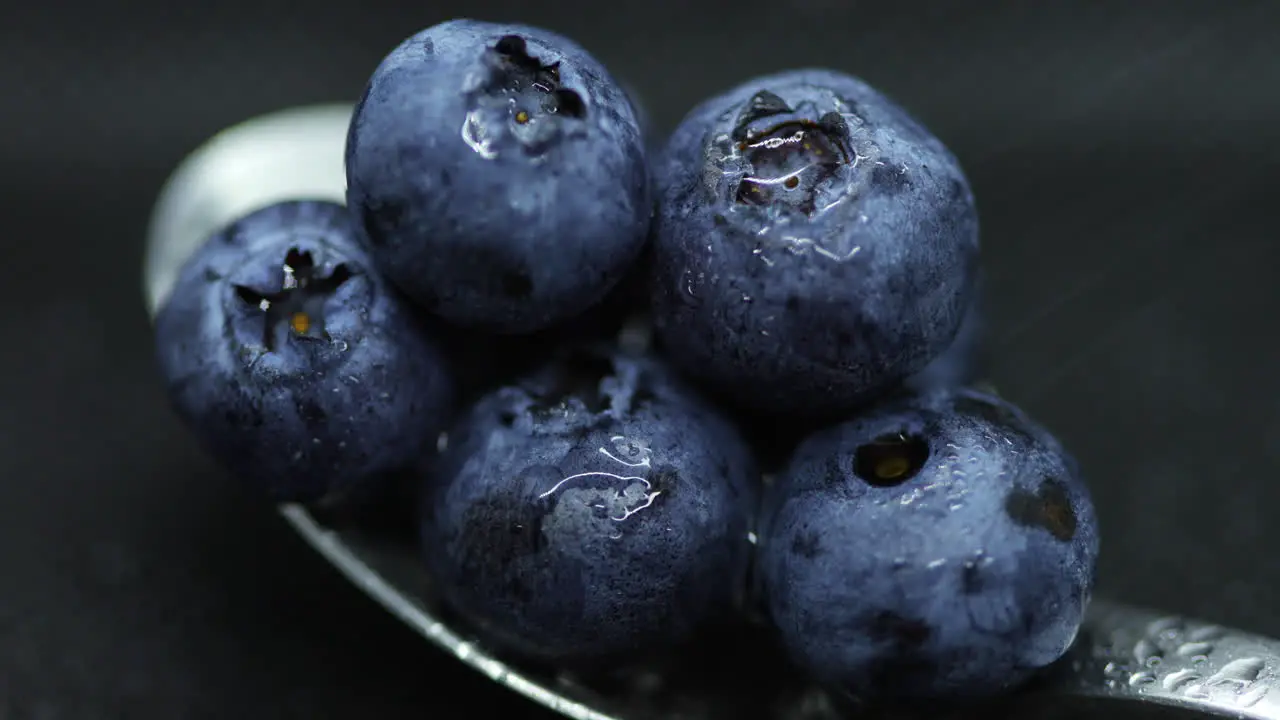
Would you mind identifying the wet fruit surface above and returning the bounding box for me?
[650,69,979,417]
[345,19,651,334]
[757,388,1099,703]
[153,200,454,505]
[423,347,758,664]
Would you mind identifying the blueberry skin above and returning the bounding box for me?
[154,200,454,506]
[651,69,979,416]
[346,20,652,334]
[424,347,758,664]
[758,388,1098,703]
[903,276,986,394]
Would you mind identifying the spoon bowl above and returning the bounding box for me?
[142,104,1280,720]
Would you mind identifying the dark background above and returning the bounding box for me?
[4,0,1278,717]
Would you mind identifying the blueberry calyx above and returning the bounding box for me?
[232,247,353,351]
[852,432,930,487]
[490,34,586,120]
[463,33,588,158]
[728,91,853,216]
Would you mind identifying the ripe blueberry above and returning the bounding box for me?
[347,20,652,334]
[154,200,454,506]
[651,70,979,417]
[757,388,1097,703]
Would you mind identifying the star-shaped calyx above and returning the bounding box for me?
[232,247,353,351]
[462,33,589,157]
[730,90,853,216]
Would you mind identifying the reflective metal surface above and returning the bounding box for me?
[142,104,1280,720]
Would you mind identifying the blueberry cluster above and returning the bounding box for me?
[153,18,1098,709]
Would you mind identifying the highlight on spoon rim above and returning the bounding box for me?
[143,103,352,317]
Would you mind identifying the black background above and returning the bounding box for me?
[4,0,1279,717]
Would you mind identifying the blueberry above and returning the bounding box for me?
[903,275,986,394]
[757,388,1098,703]
[651,70,980,416]
[154,200,454,506]
[346,20,652,334]
[423,346,758,664]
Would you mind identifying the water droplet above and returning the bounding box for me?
[311,437,321,445]
[1208,657,1265,684]
[1238,684,1270,708]
[1181,682,1209,699]
[461,110,498,159]
[680,270,704,307]
[1191,655,1209,665]
[746,531,758,545]
[436,432,449,452]
[948,501,965,510]
[1128,671,1156,686]
[1136,638,1167,661]
[1103,661,1122,676]
[1162,669,1201,691]
[1176,641,1214,657]
[891,557,908,570]
[1145,656,1162,668]
[741,293,753,303]
[1133,638,1162,663]
[333,339,349,352]
[1146,617,1183,638]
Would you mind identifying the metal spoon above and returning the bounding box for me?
[142,104,1280,720]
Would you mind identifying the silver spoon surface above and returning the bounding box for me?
[142,104,1280,720]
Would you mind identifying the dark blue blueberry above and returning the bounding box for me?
[757,388,1098,703]
[346,20,652,334]
[903,275,986,394]
[650,70,980,417]
[154,200,454,506]
[423,346,758,664]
